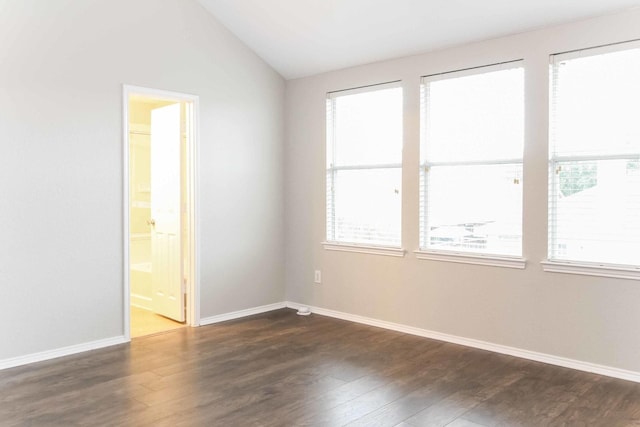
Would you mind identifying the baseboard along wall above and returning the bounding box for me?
[0,336,128,371]
[199,302,287,326]
[3,300,639,385]
[0,302,287,371]
[284,301,640,384]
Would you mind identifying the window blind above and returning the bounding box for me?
[326,82,403,247]
[549,42,640,266]
[420,62,524,256]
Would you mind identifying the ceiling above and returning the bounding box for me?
[196,0,640,80]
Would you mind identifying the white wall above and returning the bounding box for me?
[0,0,285,360]
[285,10,640,373]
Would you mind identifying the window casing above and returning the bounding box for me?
[419,62,525,260]
[548,42,640,269]
[325,82,403,250]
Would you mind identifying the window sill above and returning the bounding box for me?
[322,242,406,257]
[541,260,640,280]
[414,249,526,269]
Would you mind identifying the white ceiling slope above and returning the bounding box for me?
[197,0,640,79]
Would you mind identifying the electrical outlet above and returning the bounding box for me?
[314,270,322,284]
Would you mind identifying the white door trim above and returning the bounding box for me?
[122,85,201,341]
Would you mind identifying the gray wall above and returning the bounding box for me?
[284,10,640,373]
[0,0,285,360]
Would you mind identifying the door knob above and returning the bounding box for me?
[147,219,156,226]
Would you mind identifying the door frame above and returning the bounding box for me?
[122,85,201,341]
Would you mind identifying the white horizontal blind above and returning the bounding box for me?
[420,62,524,256]
[549,42,640,266]
[326,82,402,247]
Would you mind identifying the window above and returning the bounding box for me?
[325,82,403,253]
[418,62,525,264]
[547,42,640,272]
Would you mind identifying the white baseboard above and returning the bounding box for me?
[130,293,152,311]
[5,301,638,385]
[199,302,286,326]
[0,336,128,371]
[285,301,640,384]
[0,302,285,372]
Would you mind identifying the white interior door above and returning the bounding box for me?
[150,103,185,322]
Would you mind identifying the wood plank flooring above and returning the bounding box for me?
[1,308,640,426]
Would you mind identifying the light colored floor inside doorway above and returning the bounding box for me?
[130,306,185,338]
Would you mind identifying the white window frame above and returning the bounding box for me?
[544,40,640,280]
[416,61,526,269]
[323,81,405,257]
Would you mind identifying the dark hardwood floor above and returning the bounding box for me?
[2,308,640,426]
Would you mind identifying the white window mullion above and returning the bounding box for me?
[553,153,640,162]
[331,163,402,171]
[547,157,559,259]
[424,158,524,168]
[326,167,336,242]
[326,96,337,242]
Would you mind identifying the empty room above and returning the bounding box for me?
[1,0,640,425]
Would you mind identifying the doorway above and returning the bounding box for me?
[123,86,200,339]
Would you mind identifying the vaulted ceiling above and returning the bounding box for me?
[197,0,640,79]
